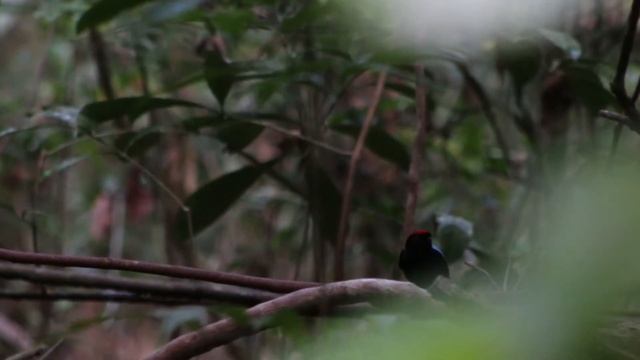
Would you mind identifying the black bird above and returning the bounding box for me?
[398,230,450,289]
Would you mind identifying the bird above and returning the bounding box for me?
[398,229,450,289]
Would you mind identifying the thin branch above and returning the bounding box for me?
[455,62,513,177]
[401,64,430,240]
[0,262,276,306]
[144,279,435,360]
[253,121,352,156]
[334,71,387,281]
[464,261,501,290]
[599,110,640,134]
[0,248,318,293]
[612,0,640,101]
[85,132,196,242]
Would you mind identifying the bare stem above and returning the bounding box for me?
[0,248,318,293]
[334,71,387,281]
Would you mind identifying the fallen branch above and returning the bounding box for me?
[0,290,216,306]
[0,248,318,293]
[145,279,434,360]
[0,262,276,306]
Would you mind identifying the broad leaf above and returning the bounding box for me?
[76,0,152,33]
[332,124,410,171]
[216,122,264,152]
[176,160,277,239]
[537,28,582,59]
[495,39,542,102]
[562,61,614,112]
[204,52,238,108]
[114,129,163,157]
[80,97,204,127]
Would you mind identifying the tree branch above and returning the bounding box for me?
[0,248,318,293]
[455,62,513,176]
[0,290,216,306]
[144,279,435,360]
[401,64,430,240]
[334,71,387,281]
[0,262,277,306]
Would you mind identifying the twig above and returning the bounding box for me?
[612,0,640,103]
[144,279,435,360]
[0,262,277,306]
[464,261,501,290]
[253,121,352,156]
[455,62,513,176]
[85,132,195,242]
[0,248,318,293]
[599,110,640,134]
[334,71,387,281]
[401,64,430,239]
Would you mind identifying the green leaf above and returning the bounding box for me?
[76,0,152,33]
[562,61,615,112]
[332,124,410,171]
[215,122,264,152]
[495,39,542,101]
[537,28,582,59]
[176,160,278,239]
[80,97,204,127]
[114,130,163,157]
[204,52,238,108]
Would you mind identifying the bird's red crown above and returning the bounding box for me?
[412,229,431,236]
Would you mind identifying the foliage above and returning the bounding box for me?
[0,0,636,358]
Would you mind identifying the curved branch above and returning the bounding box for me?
[0,262,277,306]
[0,290,216,306]
[0,248,318,293]
[401,64,430,240]
[145,279,435,360]
[335,71,388,280]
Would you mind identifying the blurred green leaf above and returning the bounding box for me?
[76,0,152,33]
[212,8,255,38]
[537,28,582,59]
[331,124,410,171]
[562,61,614,112]
[176,160,278,239]
[495,39,542,101]
[80,97,205,127]
[436,214,474,262]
